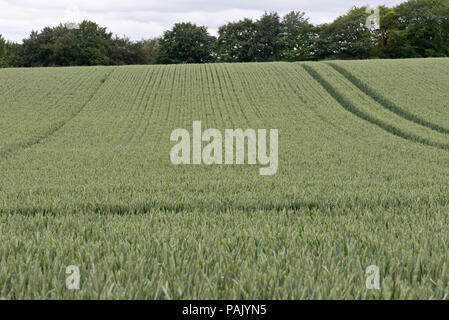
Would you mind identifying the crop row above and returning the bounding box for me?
[302,63,449,151]
[331,58,449,131]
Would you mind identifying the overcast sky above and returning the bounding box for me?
[1,0,405,42]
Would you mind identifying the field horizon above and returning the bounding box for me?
[1,57,449,299]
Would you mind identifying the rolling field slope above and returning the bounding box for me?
[331,58,449,131]
[1,59,449,299]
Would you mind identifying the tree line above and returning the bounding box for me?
[1,0,448,68]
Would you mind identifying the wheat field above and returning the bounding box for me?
[1,59,449,299]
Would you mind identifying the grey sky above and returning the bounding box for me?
[1,0,404,42]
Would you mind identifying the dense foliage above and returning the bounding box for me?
[0,0,448,67]
[1,22,159,67]
[156,23,216,64]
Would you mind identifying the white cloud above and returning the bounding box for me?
[0,0,405,42]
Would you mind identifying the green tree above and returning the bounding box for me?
[136,38,160,64]
[4,42,23,67]
[314,7,374,60]
[394,0,449,57]
[254,12,283,61]
[0,34,5,67]
[372,6,413,58]
[280,11,315,61]
[0,35,23,68]
[157,23,216,64]
[22,30,50,67]
[0,34,5,55]
[217,18,258,62]
[110,36,145,65]
[22,21,113,67]
[71,21,112,65]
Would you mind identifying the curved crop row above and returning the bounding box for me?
[302,63,449,151]
[329,58,449,131]
[327,62,449,135]
[0,67,116,158]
